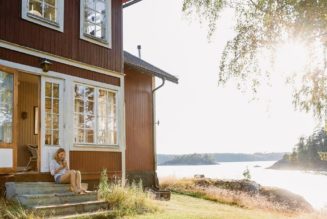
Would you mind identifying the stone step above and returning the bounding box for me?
[50,210,114,219]
[5,182,88,199]
[32,200,109,217]
[18,191,98,208]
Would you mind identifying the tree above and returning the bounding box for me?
[182,0,327,117]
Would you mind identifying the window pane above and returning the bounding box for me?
[74,99,84,113]
[53,83,59,98]
[53,99,59,114]
[98,116,106,130]
[85,87,94,101]
[85,115,95,129]
[0,72,13,144]
[74,84,84,99]
[45,113,52,129]
[45,98,52,111]
[53,114,59,129]
[77,114,84,128]
[29,0,43,17]
[86,101,94,114]
[85,0,95,9]
[44,4,56,22]
[45,0,56,7]
[85,129,94,143]
[45,82,52,97]
[77,129,85,143]
[53,130,59,145]
[95,0,105,12]
[85,9,96,23]
[45,130,52,145]
[84,22,96,37]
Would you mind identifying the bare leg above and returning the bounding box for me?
[61,170,77,192]
[75,171,82,192]
[70,170,77,192]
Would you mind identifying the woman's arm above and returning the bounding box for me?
[50,160,65,175]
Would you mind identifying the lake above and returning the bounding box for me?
[157,161,327,209]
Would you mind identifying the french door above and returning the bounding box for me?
[0,67,18,174]
[40,77,64,172]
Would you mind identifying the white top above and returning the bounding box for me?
[50,159,68,180]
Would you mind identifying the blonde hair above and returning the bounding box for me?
[54,148,65,162]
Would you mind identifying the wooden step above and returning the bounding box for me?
[18,191,98,208]
[32,200,109,217]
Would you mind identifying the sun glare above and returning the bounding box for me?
[275,41,308,76]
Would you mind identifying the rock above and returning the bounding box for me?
[259,186,313,212]
[212,179,261,194]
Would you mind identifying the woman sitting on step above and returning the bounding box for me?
[50,148,86,194]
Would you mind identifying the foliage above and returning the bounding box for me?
[182,0,327,117]
[242,167,251,180]
[277,128,327,170]
[98,169,159,217]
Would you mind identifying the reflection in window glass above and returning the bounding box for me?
[28,0,57,22]
[83,0,107,40]
[0,71,13,144]
[74,84,117,145]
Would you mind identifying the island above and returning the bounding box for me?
[158,152,285,166]
[270,128,327,171]
[160,153,217,165]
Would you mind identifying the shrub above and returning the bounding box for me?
[98,169,159,217]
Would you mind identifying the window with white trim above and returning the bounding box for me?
[22,0,64,32]
[74,84,117,145]
[80,0,112,47]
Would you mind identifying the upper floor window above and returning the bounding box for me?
[80,0,112,48]
[22,0,64,32]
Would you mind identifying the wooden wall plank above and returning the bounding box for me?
[70,151,122,173]
[17,77,39,168]
[124,67,154,172]
[0,48,120,86]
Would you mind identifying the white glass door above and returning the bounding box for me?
[41,77,64,172]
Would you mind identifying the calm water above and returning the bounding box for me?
[157,161,327,209]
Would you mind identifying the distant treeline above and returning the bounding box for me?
[271,128,327,170]
[158,152,285,166]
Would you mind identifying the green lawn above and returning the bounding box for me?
[126,193,324,219]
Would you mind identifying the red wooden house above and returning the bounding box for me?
[0,0,178,193]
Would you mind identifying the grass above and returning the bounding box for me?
[127,193,327,219]
[98,169,159,217]
[159,177,311,213]
[0,199,40,219]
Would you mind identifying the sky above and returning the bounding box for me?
[123,0,319,154]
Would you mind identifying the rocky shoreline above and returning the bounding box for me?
[161,178,313,213]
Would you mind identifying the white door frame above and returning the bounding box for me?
[40,76,66,172]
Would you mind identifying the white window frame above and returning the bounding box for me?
[21,0,65,32]
[80,0,112,48]
[73,82,119,148]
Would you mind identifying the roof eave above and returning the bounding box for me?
[125,63,179,84]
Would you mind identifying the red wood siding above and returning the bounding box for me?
[70,151,121,174]
[124,66,154,172]
[0,48,120,86]
[0,0,123,73]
